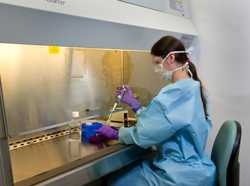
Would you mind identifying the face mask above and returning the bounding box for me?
[154,63,164,73]
[155,51,189,80]
[163,63,189,80]
[162,69,173,80]
[154,63,174,80]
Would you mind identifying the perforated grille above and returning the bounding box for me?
[9,128,80,151]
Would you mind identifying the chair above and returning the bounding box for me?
[211,120,242,186]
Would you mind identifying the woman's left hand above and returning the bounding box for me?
[96,125,118,140]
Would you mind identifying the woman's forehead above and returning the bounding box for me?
[152,55,162,61]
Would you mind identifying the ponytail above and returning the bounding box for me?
[188,62,208,120]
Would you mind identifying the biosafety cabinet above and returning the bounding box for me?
[0,1,198,186]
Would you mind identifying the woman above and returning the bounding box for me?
[97,36,216,186]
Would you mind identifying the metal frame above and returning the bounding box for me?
[0,76,14,186]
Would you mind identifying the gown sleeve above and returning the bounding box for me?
[119,85,195,149]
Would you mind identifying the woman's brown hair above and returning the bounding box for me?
[151,36,208,120]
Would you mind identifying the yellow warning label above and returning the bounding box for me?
[48,46,60,54]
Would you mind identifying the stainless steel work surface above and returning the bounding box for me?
[36,144,147,186]
[10,134,131,186]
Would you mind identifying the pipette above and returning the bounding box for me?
[107,86,126,124]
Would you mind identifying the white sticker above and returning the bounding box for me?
[72,111,80,118]
[169,0,185,14]
[45,0,66,6]
[176,0,184,12]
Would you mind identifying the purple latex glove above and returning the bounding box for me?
[96,125,118,140]
[116,85,141,112]
[89,135,107,148]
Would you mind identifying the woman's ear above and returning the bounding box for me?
[168,54,176,64]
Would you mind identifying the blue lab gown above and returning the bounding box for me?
[109,79,216,186]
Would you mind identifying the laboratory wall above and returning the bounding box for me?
[190,1,250,185]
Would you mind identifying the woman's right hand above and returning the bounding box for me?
[116,86,142,112]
